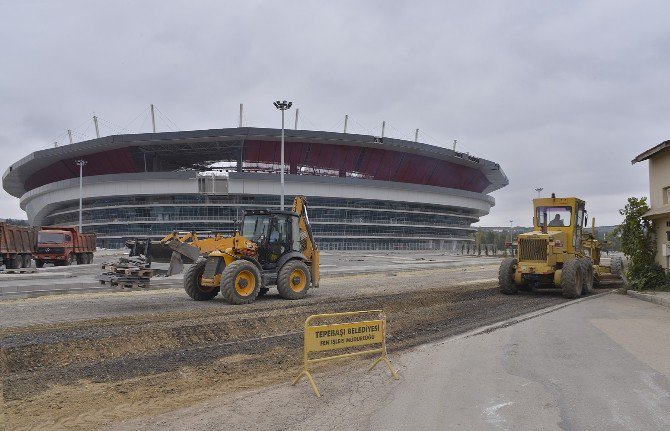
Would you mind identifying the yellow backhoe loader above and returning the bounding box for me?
[158,196,320,304]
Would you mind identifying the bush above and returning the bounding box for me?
[613,197,667,290]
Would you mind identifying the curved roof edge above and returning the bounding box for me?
[3,127,509,198]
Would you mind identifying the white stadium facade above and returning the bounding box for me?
[3,127,508,250]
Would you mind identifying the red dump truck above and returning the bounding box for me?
[34,226,96,267]
[0,222,37,269]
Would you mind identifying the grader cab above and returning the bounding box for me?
[161,196,320,305]
[499,194,622,298]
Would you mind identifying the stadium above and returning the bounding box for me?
[2,127,508,250]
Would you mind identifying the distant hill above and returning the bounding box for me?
[0,218,29,226]
[475,225,621,251]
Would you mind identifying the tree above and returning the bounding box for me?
[613,197,666,290]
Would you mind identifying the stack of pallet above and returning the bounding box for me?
[97,256,153,288]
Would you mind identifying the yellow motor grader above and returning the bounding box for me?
[159,196,320,304]
[499,194,623,298]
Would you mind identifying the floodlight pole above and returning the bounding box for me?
[93,115,100,138]
[75,160,87,232]
[535,187,543,199]
[273,100,293,210]
[150,104,156,133]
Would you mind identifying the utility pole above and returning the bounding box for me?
[381,121,385,138]
[150,104,156,133]
[344,115,348,133]
[415,128,419,142]
[294,108,299,130]
[75,160,87,232]
[239,103,243,127]
[93,116,100,138]
[67,129,73,145]
[273,100,293,210]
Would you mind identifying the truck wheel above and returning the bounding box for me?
[220,260,261,304]
[35,260,44,268]
[277,260,311,300]
[87,253,94,264]
[611,256,623,278]
[561,258,583,298]
[8,257,21,269]
[184,259,220,300]
[498,257,518,294]
[76,254,84,265]
[581,257,594,294]
[21,254,31,268]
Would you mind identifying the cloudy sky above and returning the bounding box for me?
[1,0,669,226]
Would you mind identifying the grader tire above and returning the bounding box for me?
[498,257,518,295]
[581,257,594,294]
[184,259,220,301]
[220,260,261,305]
[561,258,583,299]
[611,256,623,278]
[277,260,311,300]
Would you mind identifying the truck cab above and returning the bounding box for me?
[34,226,95,267]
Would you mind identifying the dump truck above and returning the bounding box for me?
[160,195,320,304]
[499,194,623,298]
[0,222,37,269]
[34,226,96,267]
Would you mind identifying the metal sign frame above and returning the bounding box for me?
[292,309,398,397]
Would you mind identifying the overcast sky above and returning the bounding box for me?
[1,0,669,226]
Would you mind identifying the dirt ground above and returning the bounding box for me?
[0,264,616,430]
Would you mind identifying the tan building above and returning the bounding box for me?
[633,140,670,269]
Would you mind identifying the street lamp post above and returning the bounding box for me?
[75,160,87,232]
[273,100,293,210]
[535,187,543,199]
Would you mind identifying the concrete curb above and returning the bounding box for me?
[627,290,670,308]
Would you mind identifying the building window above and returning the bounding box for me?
[664,187,670,204]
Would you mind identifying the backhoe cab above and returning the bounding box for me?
[499,194,622,298]
[163,196,320,305]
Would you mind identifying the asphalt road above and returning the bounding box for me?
[109,293,670,431]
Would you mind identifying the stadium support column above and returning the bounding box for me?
[239,103,243,127]
[93,116,100,138]
[294,108,299,130]
[381,121,385,139]
[344,115,348,133]
[150,104,156,133]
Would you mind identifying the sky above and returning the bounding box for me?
[1,0,669,227]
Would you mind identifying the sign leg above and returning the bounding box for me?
[368,355,399,380]
[292,369,321,397]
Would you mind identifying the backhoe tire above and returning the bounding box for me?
[184,259,220,301]
[581,257,594,294]
[498,257,518,295]
[220,260,261,305]
[561,258,583,299]
[611,256,623,278]
[277,259,311,300]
